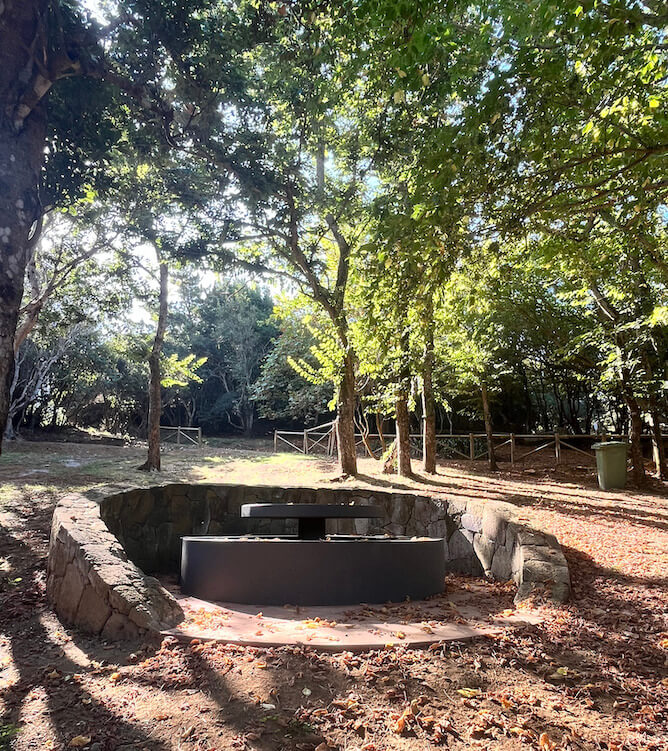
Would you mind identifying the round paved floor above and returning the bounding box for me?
[161,583,542,652]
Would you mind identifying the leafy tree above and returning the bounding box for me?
[251,314,334,427]
[169,280,278,436]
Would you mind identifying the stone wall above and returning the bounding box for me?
[47,488,183,640]
[48,483,570,638]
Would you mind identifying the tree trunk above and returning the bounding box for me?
[0,0,50,452]
[395,391,412,477]
[376,413,386,453]
[621,379,645,485]
[422,312,436,474]
[139,250,168,471]
[481,382,498,471]
[648,399,667,480]
[336,349,357,475]
[648,403,667,480]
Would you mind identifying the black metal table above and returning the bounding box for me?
[241,502,383,540]
[181,502,445,606]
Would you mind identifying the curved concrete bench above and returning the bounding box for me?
[47,483,570,638]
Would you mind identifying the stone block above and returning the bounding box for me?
[133,490,155,523]
[101,613,142,641]
[75,585,112,634]
[414,499,432,530]
[482,507,506,543]
[47,539,71,578]
[461,513,483,533]
[108,585,136,615]
[354,518,370,535]
[447,498,468,517]
[544,533,560,550]
[390,499,411,527]
[444,556,484,577]
[490,545,513,581]
[521,544,567,567]
[447,529,474,559]
[128,603,157,630]
[521,560,570,585]
[514,582,536,602]
[427,520,447,539]
[46,573,62,602]
[473,534,496,574]
[169,494,191,523]
[505,521,520,547]
[56,563,86,623]
[551,581,571,603]
[515,528,547,547]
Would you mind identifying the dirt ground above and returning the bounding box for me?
[0,440,666,751]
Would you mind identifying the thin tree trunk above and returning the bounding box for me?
[356,411,378,459]
[375,413,386,453]
[481,382,498,471]
[422,309,436,474]
[641,354,666,480]
[336,349,357,475]
[396,391,412,477]
[139,249,168,471]
[0,1,50,452]
[648,403,667,480]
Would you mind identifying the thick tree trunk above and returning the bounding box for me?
[395,391,412,477]
[422,314,436,474]
[481,382,498,471]
[621,383,645,485]
[0,0,50,452]
[139,251,168,471]
[336,349,357,475]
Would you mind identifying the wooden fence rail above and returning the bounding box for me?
[159,425,203,447]
[273,425,667,466]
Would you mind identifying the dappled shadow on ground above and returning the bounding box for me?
[0,441,666,748]
[353,460,668,535]
[0,497,166,749]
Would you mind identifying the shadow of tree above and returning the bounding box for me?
[0,495,166,749]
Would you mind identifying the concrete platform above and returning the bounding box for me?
[161,588,542,652]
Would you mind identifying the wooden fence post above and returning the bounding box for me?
[303,429,308,454]
[510,433,515,465]
[274,431,278,452]
[177,426,181,446]
[197,427,202,447]
[555,433,561,465]
[469,433,475,461]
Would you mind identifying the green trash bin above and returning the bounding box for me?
[591,441,628,490]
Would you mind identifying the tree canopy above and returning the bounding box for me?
[0,0,665,481]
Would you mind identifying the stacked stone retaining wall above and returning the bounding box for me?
[48,483,570,638]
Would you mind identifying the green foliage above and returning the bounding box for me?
[14,0,667,444]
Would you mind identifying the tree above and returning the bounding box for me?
[252,313,335,427]
[437,247,516,471]
[137,242,168,471]
[169,280,278,436]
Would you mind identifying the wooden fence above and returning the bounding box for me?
[273,423,666,466]
[160,425,203,447]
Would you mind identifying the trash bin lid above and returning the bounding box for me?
[591,441,628,450]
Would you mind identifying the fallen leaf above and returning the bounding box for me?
[390,705,413,734]
[68,737,91,748]
[456,687,481,699]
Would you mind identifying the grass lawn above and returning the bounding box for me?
[0,440,666,750]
